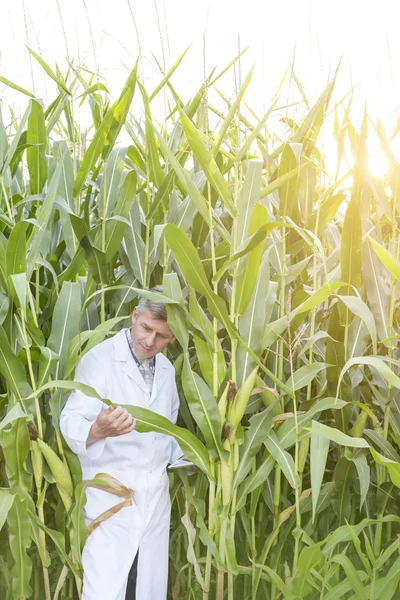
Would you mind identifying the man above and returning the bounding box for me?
[60,287,183,600]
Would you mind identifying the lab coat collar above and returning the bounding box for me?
[113,329,168,404]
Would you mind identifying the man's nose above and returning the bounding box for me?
[146,331,156,346]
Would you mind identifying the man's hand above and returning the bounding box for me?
[87,406,136,445]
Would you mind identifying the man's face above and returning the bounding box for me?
[130,307,175,360]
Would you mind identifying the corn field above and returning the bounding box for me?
[1,48,400,600]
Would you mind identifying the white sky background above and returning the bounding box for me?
[1,0,400,165]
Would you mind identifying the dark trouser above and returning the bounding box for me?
[125,551,139,599]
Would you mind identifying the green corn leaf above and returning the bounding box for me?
[371,449,400,487]
[9,273,27,314]
[8,492,32,600]
[26,99,48,194]
[213,65,254,156]
[233,405,275,489]
[331,554,366,600]
[350,105,368,206]
[261,161,310,199]
[340,198,362,292]
[278,143,301,221]
[47,281,82,382]
[69,215,108,285]
[271,63,339,159]
[76,82,109,99]
[124,220,146,286]
[225,519,238,574]
[6,221,30,277]
[368,235,400,281]
[323,516,400,555]
[105,170,137,262]
[214,220,282,286]
[294,282,347,315]
[344,521,373,578]
[140,83,164,188]
[26,46,72,95]
[349,451,370,509]
[149,45,190,101]
[310,420,330,523]
[98,147,127,219]
[181,357,222,457]
[307,423,370,448]
[179,106,236,217]
[374,556,400,600]
[0,74,35,98]
[0,326,33,400]
[337,294,377,353]
[73,59,138,198]
[376,537,400,570]
[291,544,322,597]
[235,160,262,249]
[152,126,220,233]
[285,363,329,392]
[2,104,30,176]
[26,154,64,277]
[189,290,226,388]
[363,239,390,341]
[235,454,275,514]
[364,429,400,462]
[236,259,271,385]
[323,573,369,600]
[28,510,80,576]
[332,457,356,524]
[164,224,236,338]
[337,356,400,395]
[0,103,8,170]
[264,430,296,488]
[0,489,15,532]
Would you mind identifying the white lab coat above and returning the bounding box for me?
[60,329,183,600]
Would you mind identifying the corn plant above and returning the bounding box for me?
[0,47,400,600]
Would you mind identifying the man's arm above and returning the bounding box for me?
[60,352,135,459]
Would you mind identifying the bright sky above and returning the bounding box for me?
[1,0,400,169]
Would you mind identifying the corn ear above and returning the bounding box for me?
[227,367,258,429]
[350,410,368,438]
[31,440,44,491]
[218,381,230,423]
[298,437,309,475]
[56,484,73,512]
[36,438,73,497]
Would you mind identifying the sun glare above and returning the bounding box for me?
[368,151,388,178]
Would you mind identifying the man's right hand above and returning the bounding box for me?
[87,406,136,445]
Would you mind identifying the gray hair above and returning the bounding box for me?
[136,285,167,321]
